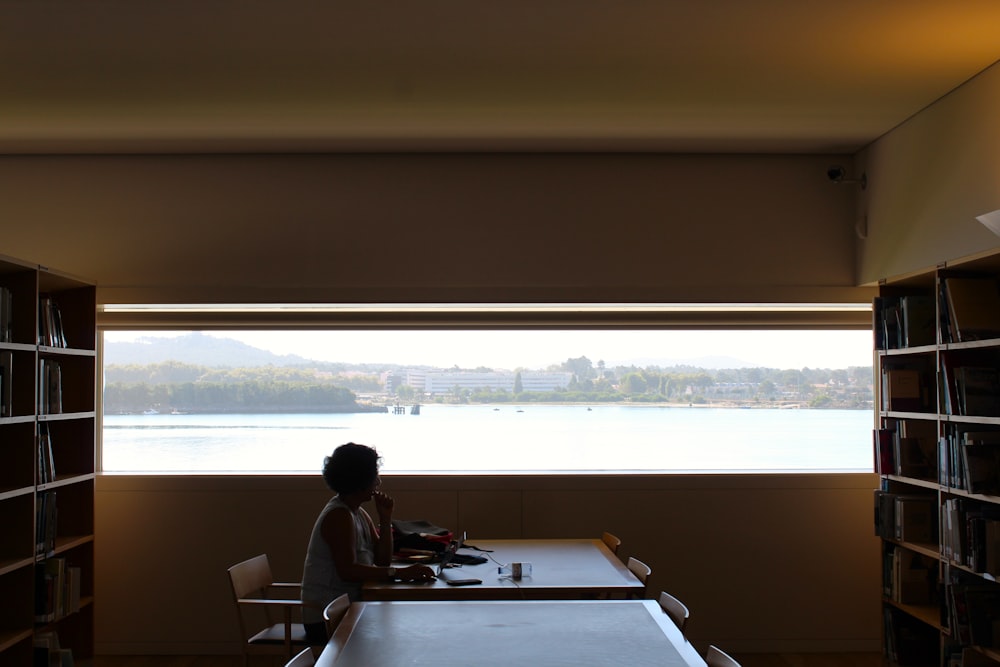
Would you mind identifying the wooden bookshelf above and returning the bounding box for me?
[875,252,1000,667]
[0,254,95,667]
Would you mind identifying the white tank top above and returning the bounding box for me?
[300,496,375,624]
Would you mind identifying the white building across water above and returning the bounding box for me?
[403,371,573,395]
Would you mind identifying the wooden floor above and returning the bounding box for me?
[92,653,886,666]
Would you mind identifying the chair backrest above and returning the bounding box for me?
[229,554,274,600]
[657,590,690,633]
[706,644,741,667]
[625,556,651,599]
[601,531,621,554]
[323,593,351,637]
[626,556,651,584]
[285,647,316,667]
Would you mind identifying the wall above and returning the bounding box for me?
[95,472,880,655]
[858,60,1000,283]
[0,153,867,305]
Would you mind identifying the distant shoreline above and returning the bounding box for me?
[119,399,871,415]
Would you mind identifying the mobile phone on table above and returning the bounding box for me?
[445,578,482,586]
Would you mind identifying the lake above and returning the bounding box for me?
[101,404,874,473]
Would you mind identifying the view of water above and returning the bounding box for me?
[102,404,874,473]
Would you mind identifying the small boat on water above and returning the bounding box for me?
[142,409,159,415]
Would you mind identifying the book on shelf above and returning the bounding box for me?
[874,490,936,544]
[945,647,998,667]
[38,296,68,348]
[943,276,1000,343]
[874,294,937,350]
[895,495,936,544]
[948,577,1000,649]
[883,367,926,412]
[33,630,74,667]
[955,367,1000,417]
[38,422,57,484]
[875,489,893,540]
[901,295,937,347]
[0,349,11,417]
[896,420,938,479]
[35,557,82,624]
[943,498,975,566]
[35,491,57,557]
[875,428,895,475]
[942,499,1000,575]
[961,432,1000,495]
[887,546,936,604]
[0,285,11,343]
[38,358,63,415]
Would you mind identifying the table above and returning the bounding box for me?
[362,538,644,600]
[317,599,707,667]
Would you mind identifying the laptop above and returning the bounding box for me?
[436,532,481,586]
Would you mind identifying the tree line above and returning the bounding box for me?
[104,358,875,413]
[104,361,373,413]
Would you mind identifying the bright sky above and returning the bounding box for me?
[104,329,874,370]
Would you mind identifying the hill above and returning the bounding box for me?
[104,332,312,367]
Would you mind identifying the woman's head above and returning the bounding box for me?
[322,442,381,494]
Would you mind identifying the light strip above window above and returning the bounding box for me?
[98,303,872,330]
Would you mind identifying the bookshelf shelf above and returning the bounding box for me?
[876,251,1000,666]
[884,598,946,632]
[0,556,34,577]
[0,628,33,654]
[0,253,95,666]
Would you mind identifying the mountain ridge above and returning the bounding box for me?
[104,333,786,371]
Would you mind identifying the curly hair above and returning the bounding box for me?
[322,442,381,494]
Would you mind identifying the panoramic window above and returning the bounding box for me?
[100,326,875,474]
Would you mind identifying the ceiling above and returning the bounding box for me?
[2,1,999,155]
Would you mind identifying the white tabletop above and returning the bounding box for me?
[363,538,644,600]
[318,599,707,667]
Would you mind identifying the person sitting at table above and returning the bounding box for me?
[301,442,436,645]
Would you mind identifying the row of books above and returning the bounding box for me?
[0,285,11,343]
[941,275,1000,345]
[39,358,63,415]
[875,294,937,350]
[882,543,937,605]
[875,489,936,545]
[942,359,1000,418]
[947,571,1000,649]
[873,275,1000,351]
[939,430,1000,494]
[946,646,1000,667]
[875,423,937,480]
[36,491,57,557]
[942,498,1000,576]
[34,630,75,667]
[38,423,57,485]
[0,350,11,417]
[35,557,82,623]
[39,296,67,348]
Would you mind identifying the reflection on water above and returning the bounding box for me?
[102,404,873,473]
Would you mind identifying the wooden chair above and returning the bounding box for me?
[322,593,351,638]
[705,644,742,667]
[227,554,309,666]
[657,590,690,633]
[601,531,622,555]
[626,556,651,598]
[285,647,316,667]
